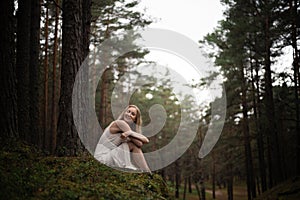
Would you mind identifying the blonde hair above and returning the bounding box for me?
[117,105,143,133]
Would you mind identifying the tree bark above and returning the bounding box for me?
[43,5,49,151]
[200,178,206,200]
[51,0,60,154]
[188,176,192,193]
[254,58,267,192]
[16,0,31,142]
[0,1,18,139]
[29,0,41,147]
[194,180,201,200]
[183,178,187,200]
[264,2,283,185]
[290,0,300,176]
[250,1,267,192]
[212,153,216,199]
[227,176,233,200]
[82,0,91,59]
[240,64,256,199]
[175,160,180,198]
[56,0,84,156]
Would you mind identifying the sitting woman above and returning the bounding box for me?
[94,105,151,172]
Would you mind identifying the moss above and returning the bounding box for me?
[0,140,170,200]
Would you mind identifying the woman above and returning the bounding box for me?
[94,105,151,172]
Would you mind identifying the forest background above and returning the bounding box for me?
[0,0,300,199]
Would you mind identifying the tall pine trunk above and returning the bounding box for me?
[290,0,300,175]
[82,0,91,59]
[43,5,49,150]
[16,0,31,142]
[99,21,111,127]
[252,57,267,192]
[0,1,18,139]
[56,0,88,156]
[250,1,267,192]
[183,178,187,200]
[240,63,256,199]
[264,1,283,185]
[227,163,233,200]
[51,0,60,154]
[212,152,216,199]
[175,160,180,198]
[29,0,41,147]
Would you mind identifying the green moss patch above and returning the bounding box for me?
[0,140,169,200]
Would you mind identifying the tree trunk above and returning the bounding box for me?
[43,5,49,151]
[264,3,283,185]
[0,1,18,139]
[212,153,216,199]
[16,0,31,142]
[82,0,91,59]
[175,161,180,198]
[290,0,300,175]
[183,178,187,200]
[200,178,206,200]
[250,2,268,192]
[51,0,60,154]
[194,180,201,200]
[227,176,233,200]
[188,176,192,193]
[241,64,256,199]
[56,0,84,156]
[99,21,111,127]
[253,57,267,192]
[29,0,41,147]
[256,176,261,195]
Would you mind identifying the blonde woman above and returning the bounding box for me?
[94,105,151,172]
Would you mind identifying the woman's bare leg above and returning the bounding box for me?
[128,142,151,172]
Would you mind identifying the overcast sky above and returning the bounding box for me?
[133,1,227,104]
[136,0,225,83]
[138,0,225,42]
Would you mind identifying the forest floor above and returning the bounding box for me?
[175,178,300,200]
[254,176,300,200]
[0,139,170,200]
[2,139,300,200]
[205,185,248,200]
[172,177,300,200]
[167,183,248,200]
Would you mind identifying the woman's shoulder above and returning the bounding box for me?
[109,119,125,126]
[109,120,129,134]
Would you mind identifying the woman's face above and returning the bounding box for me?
[124,107,137,124]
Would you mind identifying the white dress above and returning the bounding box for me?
[94,123,137,170]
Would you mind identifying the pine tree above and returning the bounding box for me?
[0,1,18,139]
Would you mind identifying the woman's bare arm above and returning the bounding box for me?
[128,137,144,148]
[122,131,149,143]
[110,120,149,143]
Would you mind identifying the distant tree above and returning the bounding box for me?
[43,3,49,150]
[50,0,61,154]
[91,0,151,128]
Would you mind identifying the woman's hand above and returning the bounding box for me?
[120,131,131,139]
[111,120,149,143]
